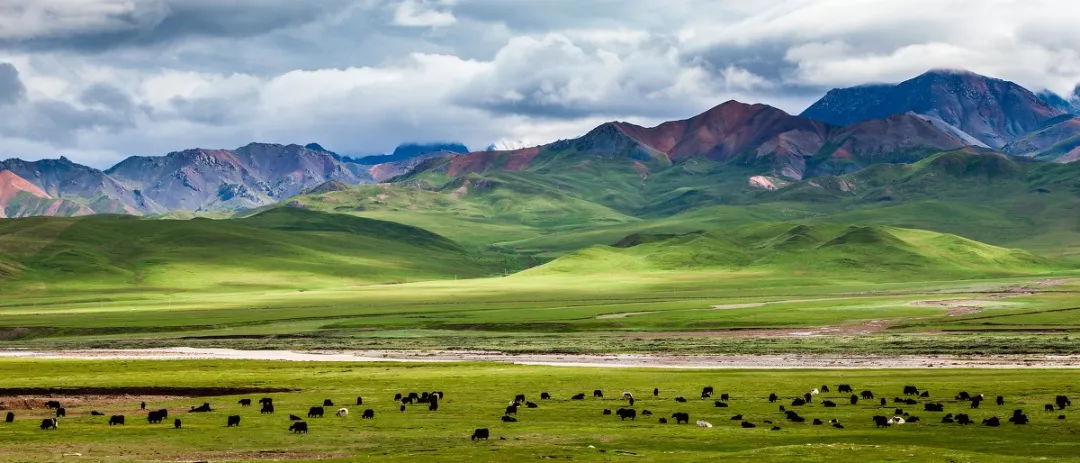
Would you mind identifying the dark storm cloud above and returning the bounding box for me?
[0,62,27,105]
[2,0,1080,167]
[0,63,137,143]
[0,0,358,52]
[164,91,260,126]
[9,99,136,143]
[80,83,135,110]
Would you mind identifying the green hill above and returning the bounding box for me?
[524,223,1056,279]
[0,208,525,290]
[269,180,643,248]
[247,149,1080,262]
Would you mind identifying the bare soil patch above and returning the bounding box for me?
[0,386,294,396]
[708,303,766,310]
[595,311,656,319]
[0,394,188,411]
[0,387,295,411]
[173,450,349,462]
[910,297,1010,316]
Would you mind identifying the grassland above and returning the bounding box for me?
[1,359,1079,462]
[526,223,1055,277]
[4,150,1080,356]
[0,207,529,291]
[5,153,1080,462]
[268,150,1080,265]
[2,195,1079,356]
[3,267,1080,354]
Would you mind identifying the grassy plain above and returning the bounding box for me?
[4,150,1080,353]
[3,268,1080,353]
[2,360,1080,462]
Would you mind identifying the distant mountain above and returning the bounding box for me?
[1038,87,1080,115]
[106,143,372,211]
[0,157,164,215]
[9,68,1080,221]
[0,170,94,218]
[1003,115,1080,162]
[0,141,471,217]
[385,99,978,225]
[809,113,968,176]
[614,100,830,162]
[802,69,1065,148]
[417,100,966,182]
[354,143,469,166]
[303,143,343,160]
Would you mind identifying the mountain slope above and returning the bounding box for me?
[1038,88,1080,115]
[0,170,94,218]
[807,113,969,176]
[802,70,1065,148]
[736,149,1080,257]
[0,157,165,215]
[403,100,968,189]
[615,100,830,162]
[1003,116,1080,162]
[387,100,974,226]
[106,143,371,211]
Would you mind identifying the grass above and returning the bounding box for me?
[268,150,1080,264]
[1,359,1079,462]
[3,268,1080,352]
[4,150,1080,354]
[0,208,530,291]
[526,223,1057,278]
[7,127,1080,460]
[1,198,1078,354]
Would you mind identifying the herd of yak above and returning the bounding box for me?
[5,384,1073,439]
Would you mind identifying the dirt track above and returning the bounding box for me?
[3,348,1080,369]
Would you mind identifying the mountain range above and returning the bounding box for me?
[0,142,468,218]
[4,69,1080,219]
[802,69,1065,149]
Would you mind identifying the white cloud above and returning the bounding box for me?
[456,33,731,119]
[720,66,772,91]
[3,0,1080,167]
[683,0,1080,93]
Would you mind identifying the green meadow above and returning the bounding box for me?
[2,202,1080,352]
[4,151,1080,462]
[2,360,1079,462]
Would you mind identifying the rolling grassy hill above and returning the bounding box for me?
[524,223,1056,280]
[0,208,527,291]
[274,149,1080,259]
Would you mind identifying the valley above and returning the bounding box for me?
[5,68,1080,462]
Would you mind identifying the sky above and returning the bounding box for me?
[1,0,1080,168]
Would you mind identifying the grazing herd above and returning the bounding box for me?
[0,393,406,436]
[472,383,1074,439]
[2,384,1073,442]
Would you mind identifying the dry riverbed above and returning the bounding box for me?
[3,347,1080,369]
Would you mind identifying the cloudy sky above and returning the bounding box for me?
[1,0,1079,167]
